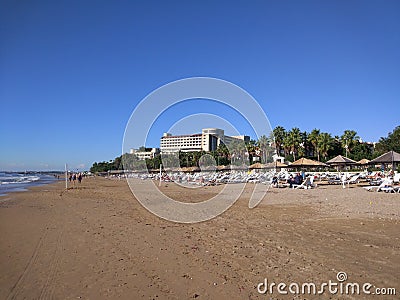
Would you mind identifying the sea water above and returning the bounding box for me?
[0,172,59,196]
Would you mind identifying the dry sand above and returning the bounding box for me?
[0,177,399,299]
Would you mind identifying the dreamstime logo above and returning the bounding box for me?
[257,272,397,296]
[122,77,274,223]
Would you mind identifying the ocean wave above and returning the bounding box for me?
[0,175,41,185]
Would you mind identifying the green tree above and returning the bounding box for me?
[318,132,333,160]
[257,135,270,163]
[349,142,373,161]
[284,127,302,161]
[340,130,359,157]
[328,136,343,159]
[113,155,122,170]
[308,129,321,161]
[90,160,114,173]
[375,126,400,154]
[215,143,230,165]
[273,126,286,156]
[298,131,308,158]
[246,139,257,164]
[229,139,247,165]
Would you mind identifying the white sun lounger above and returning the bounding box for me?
[363,179,393,192]
[293,176,315,189]
[345,174,360,184]
[393,173,400,184]
[380,185,400,193]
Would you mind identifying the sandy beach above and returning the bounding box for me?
[0,177,399,299]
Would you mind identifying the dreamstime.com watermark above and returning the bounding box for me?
[257,272,396,296]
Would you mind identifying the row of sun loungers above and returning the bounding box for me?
[126,170,400,193]
[328,174,361,185]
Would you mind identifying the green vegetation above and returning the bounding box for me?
[374,126,400,155]
[90,125,399,173]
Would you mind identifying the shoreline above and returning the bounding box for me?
[0,174,60,198]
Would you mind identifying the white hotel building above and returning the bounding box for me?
[160,128,250,153]
[129,148,160,160]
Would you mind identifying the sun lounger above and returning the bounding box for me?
[393,173,400,184]
[345,174,360,184]
[341,174,361,188]
[363,179,393,192]
[328,178,342,184]
[380,185,400,193]
[293,176,315,189]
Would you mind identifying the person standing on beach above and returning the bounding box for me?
[72,173,76,186]
[287,174,294,188]
[78,173,82,184]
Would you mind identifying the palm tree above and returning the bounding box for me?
[308,129,321,161]
[318,132,333,160]
[298,131,308,158]
[216,143,229,158]
[228,140,246,165]
[340,130,360,157]
[257,135,270,163]
[246,139,257,164]
[284,127,302,161]
[246,139,257,153]
[273,126,286,156]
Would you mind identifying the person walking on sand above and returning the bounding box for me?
[78,173,82,184]
[72,173,76,186]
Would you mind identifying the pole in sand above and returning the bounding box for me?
[159,164,162,187]
[65,163,68,189]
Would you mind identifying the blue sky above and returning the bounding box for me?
[1,1,399,171]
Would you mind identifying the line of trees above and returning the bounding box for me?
[90,125,400,173]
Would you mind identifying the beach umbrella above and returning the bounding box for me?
[216,165,231,171]
[264,161,288,169]
[179,166,200,172]
[326,155,357,166]
[249,162,266,169]
[369,150,400,164]
[187,166,201,172]
[357,158,370,171]
[289,157,327,168]
[369,150,400,170]
[357,158,370,165]
[200,165,216,172]
[326,155,357,172]
[230,164,248,170]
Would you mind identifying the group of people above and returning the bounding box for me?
[287,173,305,188]
[271,173,305,188]
[68,173,83,184]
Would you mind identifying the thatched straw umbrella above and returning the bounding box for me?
[288,157,327,178]
[369,150,400,170]
[357,158,370,165]
[179,166,200,172]
[357,158,370,171]
[289,158,327,168]
[264,161,288,170]
[216,165,231,171]
[249,162,266,169]
[326,155,357,171]
[230,164,248,171]
[288,158,327,178]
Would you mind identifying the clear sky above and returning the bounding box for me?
[1,1,399,171]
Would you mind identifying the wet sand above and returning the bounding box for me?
[0,177,399,299]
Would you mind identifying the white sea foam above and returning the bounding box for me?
[0,174,41,185]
